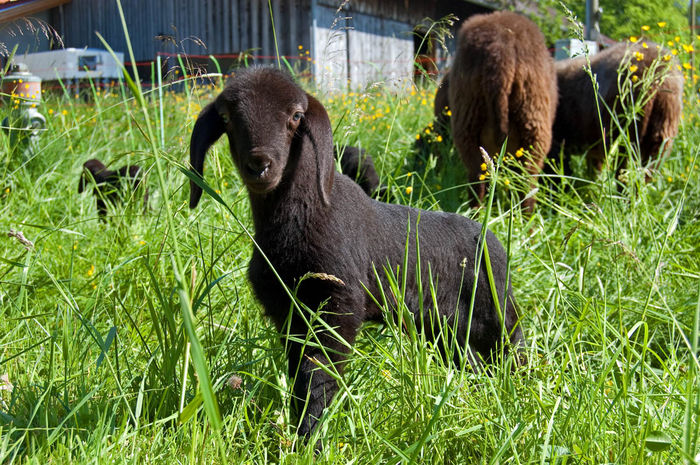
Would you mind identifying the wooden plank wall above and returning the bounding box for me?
[311,0,494,90]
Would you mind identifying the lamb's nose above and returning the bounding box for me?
[245,155,271,177]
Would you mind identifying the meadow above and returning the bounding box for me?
[0,16,699,464]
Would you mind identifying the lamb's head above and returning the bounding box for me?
[78,158,108,193]
[189,67,334,208]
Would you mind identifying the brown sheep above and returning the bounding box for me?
[448,11,557,211]
[550,41,683,180]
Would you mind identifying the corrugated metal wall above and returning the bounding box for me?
[0,10,52,57]
[36,0,494,87]
[53,0,312,72]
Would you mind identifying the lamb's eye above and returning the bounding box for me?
[292,112,303,122]
[220,113,230,124]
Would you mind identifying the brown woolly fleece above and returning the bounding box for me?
[551,41,683,177]
[449,10,557,211]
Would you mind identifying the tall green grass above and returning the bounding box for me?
[1,6,699,464]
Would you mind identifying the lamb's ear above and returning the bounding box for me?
[302,93,334,206]
[189,101,226,208]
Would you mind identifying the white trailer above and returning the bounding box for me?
[16,48,125,91]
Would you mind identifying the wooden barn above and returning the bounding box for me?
[0,0,497,90]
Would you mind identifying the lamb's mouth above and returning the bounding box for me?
[243,171,280,194]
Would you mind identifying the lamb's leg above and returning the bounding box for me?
[286,304,361,443]
[96,197,108,220]
[288,340,344,439]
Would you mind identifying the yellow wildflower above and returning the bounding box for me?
[479,174,486,181]
[436,135,443,142]
[87,264,95,277]
[61,109,68,116]
[503,179,510,186]
[415,134,421,140]
[642,42,648,49]
[405,186,413,194]
[672,49,678,55]
[630,36,638,43]
[48,109,54,115]
[629,64,639,73]
[657,22,666,28]
[515,148,524,158]
[641,25,650,31]
[683,62,692,70]
[634,51,644,61]
[298,44,303,50]
[675,36,681,42]
[682,44,694,53]
[631,75,639,82]
[446,109,452,116]
[480,162,487,171]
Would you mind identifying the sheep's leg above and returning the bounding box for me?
[509,75,555,212]
[640,132,673,183]
[512,137,548,214]
[449,73,492,208]
[96,197,108,220]
[463,147,488,207]
[142,186,150,213]
[287,339,345,440]
[285,300,361,443]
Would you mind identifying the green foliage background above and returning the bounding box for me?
[569,0,690,41]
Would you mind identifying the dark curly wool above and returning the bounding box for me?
[189,67,523,440]
[78,158,146,218]
[449,11,557,211]
[550,41,683,178]
[334,145,383,197]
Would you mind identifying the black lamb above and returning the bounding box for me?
[188,67,523,442]
[78,158,146,218]
[334,145,384,198]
